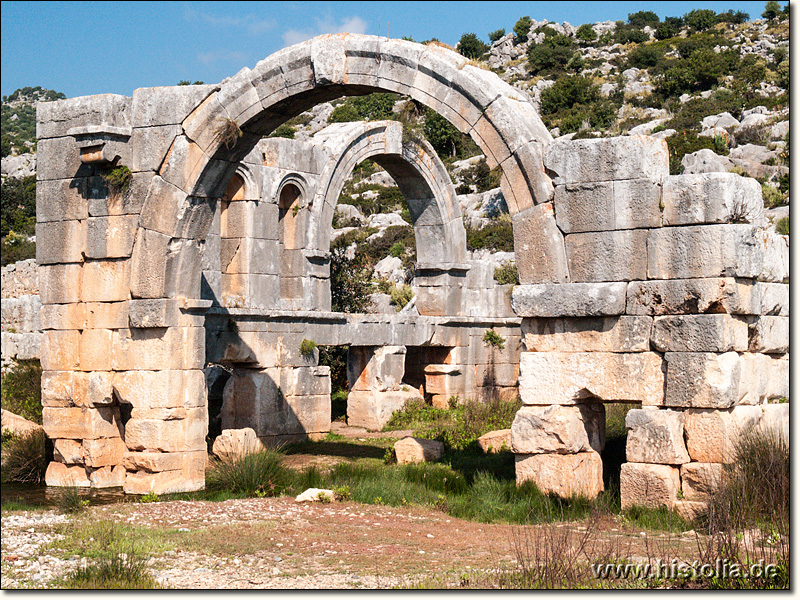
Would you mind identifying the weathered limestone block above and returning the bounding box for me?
[112,370,203,410]
[37,93,131,140]
[123,454,206,495]
[111,327,204,371]
[40,303,87,331]
[42,406,121,440]
[45,462,90,487]
[0,408,43,436]
[122,450,206,473]
[130,228,170,298]
[35,178,90,223]
[566,229,648,282]
[295,488,335,503]
[673,500,709,522]
[544,135,668,184]
[394,436,445,464]
[88,465,126,488]
[554,178,661,233]
[81,259,131,302]
[54,439,83,464]
[424,364,462,397]
[683,406,763,462]
[680,463,723,501]
[41,371,75,407]
[39,264,83,305]
[347,388,422,431]
[757,282,789,316]
[759,403,789,444]
[626,278,760,316]
[41,330,80,371]
[82,437,126,468]
[748,316,789,354]
[625,409,690,465]
[1,295,42,332]
[519,352,665,406]
[348,346,407,392]
[512,282,627,317]
[758,229,789,283]
[515,452,603,499]
[521,316,651,352]
[662,173,764,226]
[211,427,264,461]
[86,215,139,258]
[647,225,769,280]
[511,204,570,285]
[620,462,680,510]
[652,315,749,352]
[511,404,605,454]
[73,371,114,406]
[124,410,207,453]
[131,84,215,128]
[78,329,113,371]
[477,429,512,453]
[35,220,86,265]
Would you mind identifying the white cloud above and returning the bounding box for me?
[197,50,249,67]
[282,15,368,47]
[184,7,275,36]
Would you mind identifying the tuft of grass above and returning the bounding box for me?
[217,117,242,150]
[58,486,90,514]
[621,505,689,534]
[0,429,48,484]
[390,284,414,311]
[206,449,292,497]
[775,216,788,235]
[299,338,317,356]
[493,262,520,284]
[102,164,132,196]
[483,329,505,349]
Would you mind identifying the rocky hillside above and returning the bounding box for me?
[0,5,789,309]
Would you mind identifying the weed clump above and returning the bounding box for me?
[299,338,318,356]
[0,429,48,484]
[1,359,43,423]
[58,486,90,514]
[102,164,132,196]
[206,450,292,497]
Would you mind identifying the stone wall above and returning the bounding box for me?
[1,259,42,366]
[510,136,789,513]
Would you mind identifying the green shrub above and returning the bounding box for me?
[483,329,505,349]
[684,8,718,31]
[300,339,317,356]
[458,33,488,59]
[493,262,519,284]
[488,29,506,43]
[513,16,532,42]
[654,20,680,40]
[527,42,577,75]
[761,183,785,208]
[1,359,43,423]
[328,93,398,124]
[390,284,414,311]
[666,131,728,174]
[102,164,132,195]
[762,0,784,21]
[206,450,292,497]
[269,123,296,139]
[465,219,514,252]
[328,102,361,123]
[460,158,501,192]
[0,174,36,237]
[716,9,749,24]
[575,23,597,42]
[539,75,599,114]
[0,429,48,484]
[627,44,663,69]
[0,232,35,267]
[614,27,649,45]
[628,10,660,28]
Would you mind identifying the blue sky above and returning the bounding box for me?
[0,1,783,99]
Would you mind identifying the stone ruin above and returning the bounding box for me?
[32,34,788,513]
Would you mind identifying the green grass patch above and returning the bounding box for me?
[621,504,690,533]
[206,450,294,497]
[0,358,43,423]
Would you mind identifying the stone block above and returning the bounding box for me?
[511,203,570,285]
[45,462,90,487]
[626,278,760,316]
[759,230,789,283]
[511,404,605,454]
[394,436,445,464]
[35,136,84,181]
[54,439,83,464]
[41,330,80,371]
[279,366,332,397]
[295,488,335,503]
[39,264,83,305]
[37,93,131,140]
[554,178,661,233]
[42,406,122,440]
[347,388,422,431]
[684,406,763,462]
[652,315,749,352]
[521,316,651,352]
[748,316,788,354]
[1,408,42,436]
[130,124,182,172]
[759,403,788,444]
[348,346,407,392]
[515,452,603,499]
[680,462,723,501]
[512,282,627,317]
[757,282,789,316]
[620,462,681,510]
[130,228,170,298]
[424,364,463,397]
[544,135,668,184]
[647,225,765,280]
[86,215,139,258]
[123,462,205,495]
[125,413,206,453]
[519,351,665,406]
[35,177,90,223]
[625,409,690,465]
[477,429,512,453]
[665,352,750,408]
[81,259,131,302]
[41,371,75,407]
[662,173,764,226]
[79,329,113,371]
[211,427,264,461]
[83,437,126,468]
[673,500,709,522]
[36,220,86,264]
[73,371,114,406]
[40,302,87,331]
[131,85,215,127]
[88,465,126,488]
[565,229,648,282]
[112,370,188,409]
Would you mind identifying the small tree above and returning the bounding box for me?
[458,32,488,59]
[762,0,783,20]
[684,8,717,31]
[513,16,532,42]
[488,28,506,43]
[628,10,660,28]
[575,23,597,42]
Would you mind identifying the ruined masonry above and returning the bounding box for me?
[33,34,787,510]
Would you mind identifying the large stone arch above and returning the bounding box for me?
[130,33,554,302]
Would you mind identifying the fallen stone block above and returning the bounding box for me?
[620,462,680,510]
[521,316,652,352]
[683,406,763,463]
[394,436,445,464]
[477,429,512,453]
[519,351,665,406]
[673,500,709,522]
[295,488,335,503]
[652,315,749,352]
[662,173,764,226]
[515,452,603,499]
[211,427,264,461]
[512,282,627,317]
[680,462,724,501]
[1,408,43,436]
[626,278,760,316]
[347,387,422,431]
[88,465,126,488]
[626,409,690,465]
[511,404,605,454]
